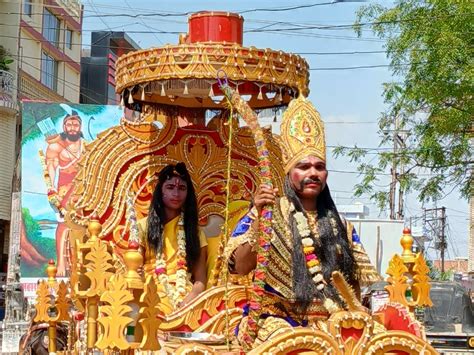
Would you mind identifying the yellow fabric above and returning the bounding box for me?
[206,200,251,281]
[160,215,207,281]
[138,216,208,314]
[206,236,221,281]
[139,216,207,278]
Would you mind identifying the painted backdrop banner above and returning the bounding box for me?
[20,102,122,288]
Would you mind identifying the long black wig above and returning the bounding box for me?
[146,162,201,271]
[279,176,357,313]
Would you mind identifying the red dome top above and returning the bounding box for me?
[188,11,244,45]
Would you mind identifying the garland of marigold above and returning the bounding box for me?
[218,73,273,349]
[154,214,188,308]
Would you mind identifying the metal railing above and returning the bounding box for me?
[19,70,65,102]
[0,70,13,96]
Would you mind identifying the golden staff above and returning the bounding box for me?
[217,71,274,349]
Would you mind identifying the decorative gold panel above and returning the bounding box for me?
[412,252,433,307]
[385,254,409,306]
[158,285,247,332]
[249,328,342,355]
[34,280,52,323]
[328,311,374,354]
[115,44,309,108]
[96,273,134,350]
[364,331,438,354]
[68,115,284,249]
[138,276,163,351]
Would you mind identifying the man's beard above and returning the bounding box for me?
[60,131,83,142]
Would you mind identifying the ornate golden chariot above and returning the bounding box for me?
[31,11,438,354]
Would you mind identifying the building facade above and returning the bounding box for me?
[19,0,83,103]
[80,31,140,105]
[0,2,22,318]
[0,0,83,348]
[338,202,405,276]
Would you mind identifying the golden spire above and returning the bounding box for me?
[400,227,415,264]
[280,95,326,173]
[46,259,57,286]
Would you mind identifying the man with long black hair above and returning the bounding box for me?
[139,162,207,313]
[226,96,380,347]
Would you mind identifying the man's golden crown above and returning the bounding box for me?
[280,95,326,173]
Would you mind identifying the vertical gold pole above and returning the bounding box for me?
[87,296,99,350]
[48,321,57,353]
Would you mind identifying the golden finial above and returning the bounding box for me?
[123,240,144,289]
[400,227,415,264]
[46,259,57,286]
[87,213,102,243]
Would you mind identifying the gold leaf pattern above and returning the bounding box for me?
[54,281,70,322]
[34,280,52,323]
[385,254,409,306]
[138,276,163,350]
[96,274,134,350]
[84,240,115,297]
[412,253,433,307]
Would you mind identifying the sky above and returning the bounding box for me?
[80,0,470,259]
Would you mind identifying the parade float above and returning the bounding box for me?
[24,11,439,354]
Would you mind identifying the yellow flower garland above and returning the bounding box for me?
[154,214,188,308]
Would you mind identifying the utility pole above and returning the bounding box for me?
[440,207,446,273]
[389,117,398,220]
[424,206,447,272]
[396,130,406,220]
[387,116,408,220]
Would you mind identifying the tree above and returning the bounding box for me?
[427,260,453,281]
[335,0,473,213]
[0,45,14,71]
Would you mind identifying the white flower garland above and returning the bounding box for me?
[155,215,188,308]
[293,207,326,291]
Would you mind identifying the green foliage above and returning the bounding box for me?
[338,0,473,210]
[21,208,56,277]
[0,45,14,71]
[22,208,41,239]
[426,259,454,281]
[21,103,107,144]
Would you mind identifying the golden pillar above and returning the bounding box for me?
[48,321,57,353]
[87,296,99,349]
[46,260,58,353]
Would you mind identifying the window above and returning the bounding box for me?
[23,1,33,17]
[41,52,58,91]
[65,29,73,49]
[42,9,60,46]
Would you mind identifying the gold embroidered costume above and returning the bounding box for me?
[227,95,381,344]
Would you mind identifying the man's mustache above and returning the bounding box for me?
[303,177,321,185]
[297,177,322,191]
